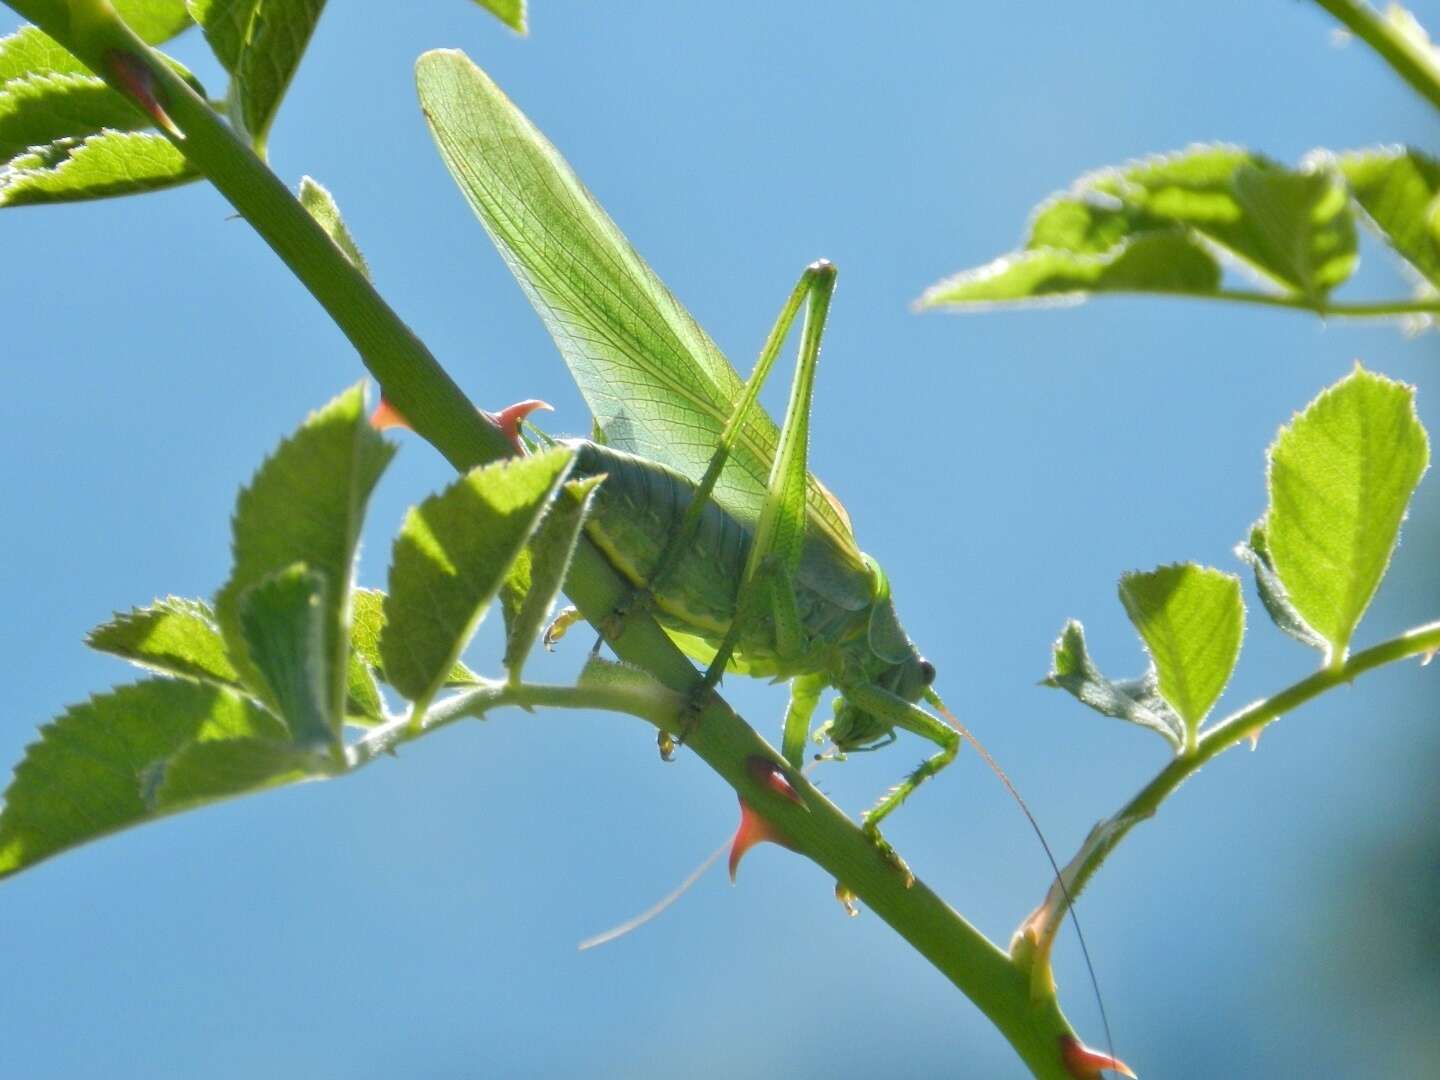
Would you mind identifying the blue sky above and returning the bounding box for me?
[4,3,1439,1077]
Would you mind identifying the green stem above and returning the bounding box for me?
[1310,0,1440,116]
[10,4,1085,1074]
[1205,290,1440,319]
[6,0,513,470]
[347,678,687,768]
[1025,619,1440,963]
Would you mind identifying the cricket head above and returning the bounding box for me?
[823,558,936,751]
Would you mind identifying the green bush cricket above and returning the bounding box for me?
[413,56,1120,1061]
[416,58,965,871]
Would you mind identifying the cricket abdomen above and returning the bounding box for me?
[566,439,869,672]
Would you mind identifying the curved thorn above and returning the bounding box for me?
[1060,1035,1137,1079]
[487,399,553,453]
[370,396,411,431]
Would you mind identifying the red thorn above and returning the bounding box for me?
[728,757,804,882]
[486,399,553,453]
[104,50,182,140]
[1060,1035,1136,1079]
[746,755,805,807]
[728,799,788,881]
[370,396,411,432]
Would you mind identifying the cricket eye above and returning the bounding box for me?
[918,659,936,686]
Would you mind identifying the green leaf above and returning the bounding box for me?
[1225,165,1358,298]
[502,474,600,681]
[469,0,527,34]
[918,231,1220,308]
[86,597,241,686]
[415,50,872,617]
[1042,619,1184,749]
[1234,520,1328,653]
[154,736,327,808]
[0,129,196,206]
[1265,365,1430,664]
[114,0,195,44]
[0,71,152,161]
[349,587,481,688]
[1118,564,1245,747]
[215,384,395,724]
[298,175,370,280]
[188,0,251,72]
[239,564,337,754]
[191,0,326,143]
[921,145,1359,309]
[235,0,326,142]
[345,652,386,726]
[0,25,87,81]
[0,679,287,879]
[381,448,574,711]
[1106,147,1357,298]
[1339,147,1440,290]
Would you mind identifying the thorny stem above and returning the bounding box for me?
[1021,620,1440,966]
[11,3,1089,1075]
[1310,0,1440,116]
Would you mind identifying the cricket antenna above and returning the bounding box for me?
[924,687,1124,1077]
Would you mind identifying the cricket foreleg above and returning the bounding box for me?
[843,683,961,880]
[781,672,825,771]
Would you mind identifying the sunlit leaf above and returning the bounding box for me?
[1118,564,1245,746]
[349,587,481,688]
[381,448,573,711]
[922,145,1359,309]
[215,385,395,721]
[0,129,196,206]
[188,0,325,143]
[0,680,286,878]
[0,71,153,161]
[1266,365,1430,664]
[469,0,527,34]
[114,0,195,44]
[86,597,241,687]
[1339,146,1440,289]
[502,474,600,681]
[918,231,1219,308]
[299,175,369,279]
[0,25,87,82]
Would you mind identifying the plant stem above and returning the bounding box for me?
[1310,0,1440,116]
[1023,619,1440,965]
[9,4,1086,1074]
[5,0,514,470]
[1210,290,1440,318]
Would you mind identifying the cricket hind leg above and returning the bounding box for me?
[630,262,838,756]
[676,263,836,745]
[608,260,835,632]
